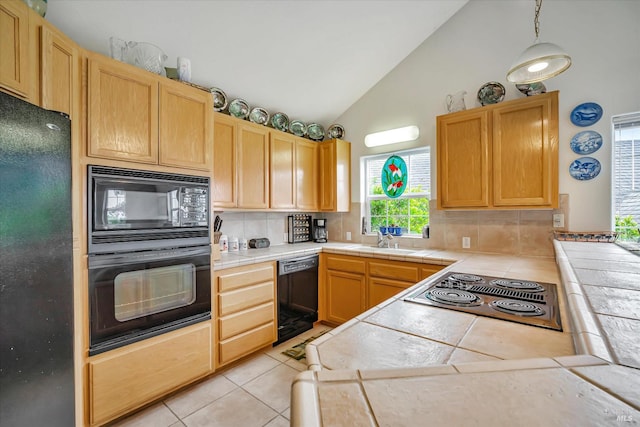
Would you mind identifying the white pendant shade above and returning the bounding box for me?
[507,40,571,84]
[364,125,419,147]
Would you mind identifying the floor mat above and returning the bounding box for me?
[281,330,330,360]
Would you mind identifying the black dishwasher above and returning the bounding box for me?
[275,254,319,345]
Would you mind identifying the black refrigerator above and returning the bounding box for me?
[0,91,75,426]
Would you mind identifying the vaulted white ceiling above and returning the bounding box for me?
[47,0,468,127]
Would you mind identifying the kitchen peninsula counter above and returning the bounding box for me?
[288,241,640,426]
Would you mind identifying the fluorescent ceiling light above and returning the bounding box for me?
[506,0,571,84]
[364,125,419,147]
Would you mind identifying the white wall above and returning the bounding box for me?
[336,0,640,231]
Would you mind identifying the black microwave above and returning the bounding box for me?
[88,165,210,254]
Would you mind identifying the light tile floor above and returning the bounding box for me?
[111,324,332,427]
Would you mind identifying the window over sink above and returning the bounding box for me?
[363,147,430,236]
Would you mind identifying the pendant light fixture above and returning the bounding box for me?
[506,0,571,84]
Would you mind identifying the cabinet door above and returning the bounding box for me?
[325,269,366,324]
[89,322,212,426]
[296,138,319,210]
[319,139,351,212]
[159,80,212,171]
[237,122,270,208]
[270,132,296,209]
[87,54,159,164]
[40,24,78,117]
[492,91,558,207]
[213,113,237,207]
[437,110,490,208]
[318,141,336,210]
[368,277,414,308]
[0,0,30,98]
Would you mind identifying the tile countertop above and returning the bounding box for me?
[285,241,640,426]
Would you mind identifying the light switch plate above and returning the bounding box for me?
[462,237,471,249]
[346,231,352,240]
[553,214,564,228]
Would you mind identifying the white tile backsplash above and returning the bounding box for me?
[216,211,293,245]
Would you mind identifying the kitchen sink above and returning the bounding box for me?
[348,245,418,254]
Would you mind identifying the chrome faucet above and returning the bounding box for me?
[377,231,394,248]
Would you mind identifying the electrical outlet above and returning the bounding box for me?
[283,232,288,242]
[346,231,352,241]
[553,214,564,228]
[462,236,471,249]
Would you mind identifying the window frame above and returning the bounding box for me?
[611,111,640,241]
[363,147,430,236]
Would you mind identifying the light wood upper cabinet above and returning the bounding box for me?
[39,22,79,117]
[437,109,490,208]
[237,121,270,208]
[87,53,212,171]
[295,138,319,210]
[319,138,351,212]
[213,114,270,209]
[87,54,159,164]
[213,112,237,208]
[437,91,558,209]
[492,93,558,207]
[159,79,213,170]
[269,133,319,210]
[0,0,30,99]
[270,131,296,209]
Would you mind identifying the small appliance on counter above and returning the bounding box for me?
[249,238,270,248]
[313,219,328,243]
[287,214,312,243]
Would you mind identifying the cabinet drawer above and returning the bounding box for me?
[218,282,274,316]
[89,323,212,425]
[219,322,275,365]
[368,260,420,282]
[326,255,366,274]
[217,265,274,292]
[219,302,275,341]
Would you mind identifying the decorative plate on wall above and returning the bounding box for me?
[570,102,603,127]
[382,155,408,198]
[569,156,601,181]
[570,130,603,155]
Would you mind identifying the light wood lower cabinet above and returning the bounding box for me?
[214,262,277,367]
[88,322,212,426]
[320,253,444,324]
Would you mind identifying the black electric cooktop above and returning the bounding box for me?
[404,272,562,331]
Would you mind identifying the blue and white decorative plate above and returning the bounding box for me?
[570,130,603,155]
[382,155,407,198]
[570,102,603,127]
[569,157,601,181]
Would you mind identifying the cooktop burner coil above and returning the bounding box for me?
[491,279,544,292]
[425,289,481,307]
[490,299,546,317]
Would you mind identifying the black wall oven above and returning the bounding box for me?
[88,245,211,355]
[87,165,212,355]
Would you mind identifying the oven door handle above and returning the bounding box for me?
[88,245,211,269]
